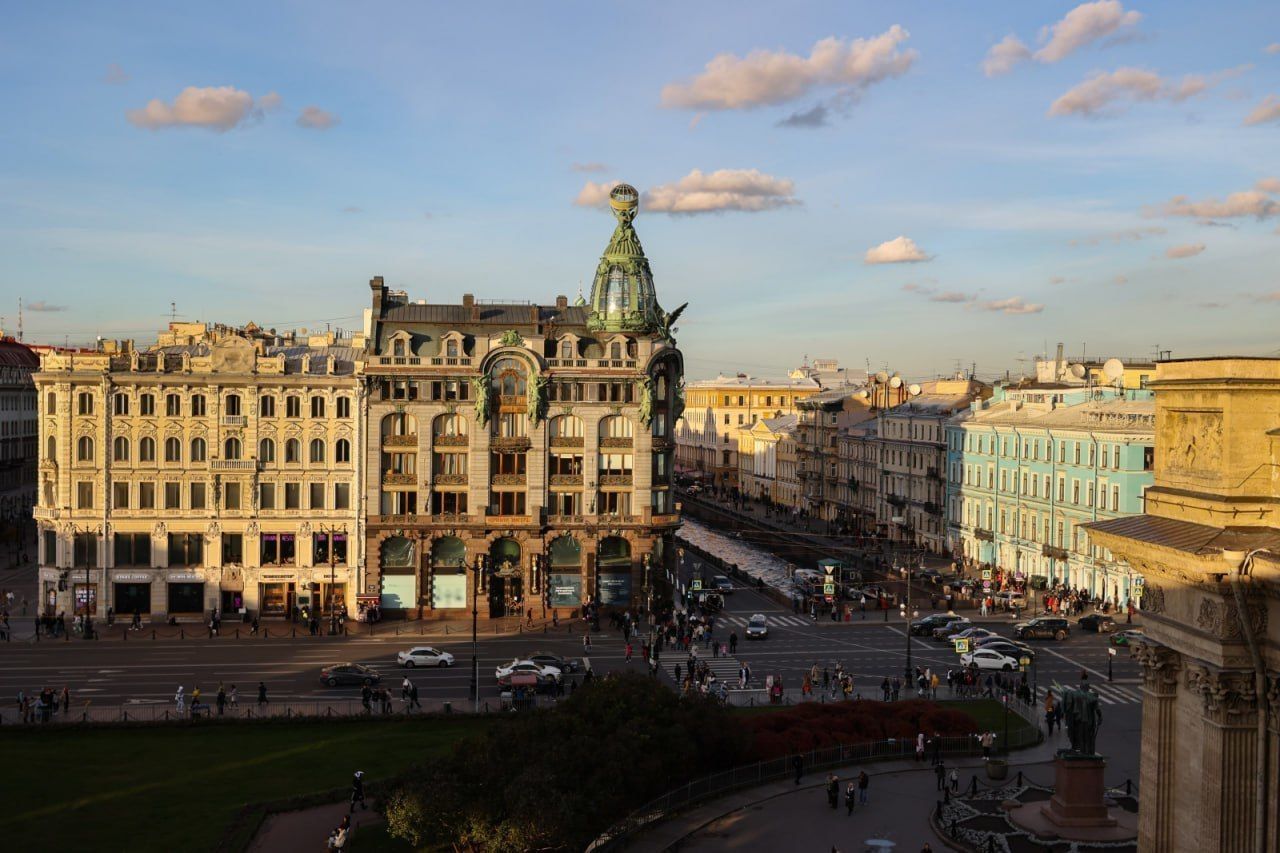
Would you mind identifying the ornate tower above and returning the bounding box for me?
[587,184,664,333]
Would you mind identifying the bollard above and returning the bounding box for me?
[152,629,157,640]
[396,626,400,636]
[122,630,127,642]
[236,628,240,639]
[264,628,269,639]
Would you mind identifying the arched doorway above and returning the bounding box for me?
[597,536,632,606]
[430,536,468,611]
[547,535,582,610]
[489,538,522,617]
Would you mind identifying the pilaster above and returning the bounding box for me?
[1132,641,1182,850]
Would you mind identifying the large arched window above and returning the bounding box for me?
[547,535,583,608]
[548,414,584,441]
[600,415,634,440]
[259,438,276,463]
[76,436,94,462]
[309,438,326,463]
[285,438,300,464]
[382,412,417,438]
[335,438,351,463]
[381,536,415,568]
[432,413,466,438]
[190,437,207,462]
[491,358,527,397]
[559,339,574,360]
[46,435,56,462]
[597,536,633,605]
[113,436,130,462]
[224,437,241,461]
[139,436,156,462]
[164,437,181,463]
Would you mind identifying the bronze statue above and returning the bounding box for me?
[1059,683,1104,756]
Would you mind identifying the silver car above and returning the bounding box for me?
[745,614,769,640]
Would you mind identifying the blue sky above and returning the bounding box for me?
[0,1,1277,379]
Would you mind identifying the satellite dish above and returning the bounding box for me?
[875,371,889,384]
[908,383,922,396]
[1102,358,1125,382]
[1069,363,1087,380]
[889,376,903,389]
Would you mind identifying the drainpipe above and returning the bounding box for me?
[1221,547,1270,853]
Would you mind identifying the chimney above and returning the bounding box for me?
[462,293,474,308]
[556,295,568,309]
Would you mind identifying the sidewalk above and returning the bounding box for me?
[249,799,382,853]
[628,739,1061,852]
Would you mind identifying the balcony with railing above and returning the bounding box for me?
[211,459,258,471]
[490,473,528,486]
[926,467,942,481]
[549,474,584,487]
[1042,543,1070,560]
[375,355,422,366]
[886,494,907,509]
[33,506,59,521]
[429,356,473,367]
[592,359,638,369]
[599,436,633,448]
[549,435,584,448]
[924,501,941,515]
[598,474,634,488]
[220,415,247,428]
[490,436,531,452]
[545,358,588,368]
[433,473,468,486]
[975,527,995,542]
[383,434,419,447]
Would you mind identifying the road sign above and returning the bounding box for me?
[982,581,992,591]
[1108,647,1117,657]
[823,582,836,596]
[981,568,993,580]
[1019,655,1031,668]
[692,579,702,592]
[953,638,972,654]
[1133,576,1145,588]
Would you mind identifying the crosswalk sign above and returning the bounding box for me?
[954,638,971,654]
[692,579,702,591]
[823,582,835,596]
[981,568,992,580]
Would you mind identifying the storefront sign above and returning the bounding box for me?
[167,573,204,582]
[114,573,153,582]
[261,573,295,581]
[548,573,582,608]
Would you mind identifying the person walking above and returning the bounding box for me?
[229,684,238,709]
[931,732,943,765]
[60,686,70,714]
[916,732,926,762]
[349,771,366,812]
[935,762,946,791]
[257,681,268,707]
[826,773,839,809]
[729,631,738,654]
[845,779,857,815]
[216,683,227,716]
[407,681,421,711]
[858,770,869,805]
[980,731,995,760]
[792,754,803,785]
[174,685,185,716]
[949,768,959,793]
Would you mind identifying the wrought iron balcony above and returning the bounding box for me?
[549,436,584,448]
[490,473,527,486]
[383,471,416,485]
[383,434,419,447]
[433,473,467,486]
[490,436,530,452]
[975,527,995,542]
[598,474,634,487]
[599,436,633,448]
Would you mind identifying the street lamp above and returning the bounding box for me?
[72,523,102,639]
[471,553,493,713]
[900,562,917,680]
[318,523,347,634]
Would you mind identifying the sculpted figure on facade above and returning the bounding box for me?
[636,375,654,427]
[527,373,548,425]
[470,375,491,427]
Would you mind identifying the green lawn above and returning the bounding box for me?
[0,716,482,853]
[940,699,1039,743]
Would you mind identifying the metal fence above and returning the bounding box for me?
[593,725,1044,850]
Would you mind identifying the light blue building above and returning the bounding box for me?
[945,385,1154,605]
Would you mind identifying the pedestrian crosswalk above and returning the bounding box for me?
[719,614,812,628]
[1049,682,1142,706]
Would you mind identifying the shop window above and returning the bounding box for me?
[167,533,203,567]
[167,583,203,614]
[259,483,276,510]
[260,534,296,565]
[314,532,348,565]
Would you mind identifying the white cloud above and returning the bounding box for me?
[575,169,800,215]
[126,86,280,132]
[570,162,609,174]
[1048,67,1212,117]
[1151,180,1280,219]
[297,106,339,130]
[864,235,931,264]
[1070,226,1166,246]
[1114,275,1129,285]
[103,63,129,85]
[1266,43,1280,55]
[258,92,283,112]
[980,296,1044,315]
[660,27,916,111]
[1035,1,1142,64]
[931,291,973,303]
[982,35,1032,77]
[25,301,66,312]
[1244,95,1280,126]
[1165,243,1206,259]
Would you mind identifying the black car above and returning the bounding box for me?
[1014,617,1070,641]
[1077,614,1117,634]
[911,613,965,637]
[318,663,381,687]
[526,651,580,673]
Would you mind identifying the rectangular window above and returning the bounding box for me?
[74,533,98,567]
[166,394,181,417]
[1073,442,1081,465]
[1072,480,1080,504]
[222,533,243,565]
[334,482,350,510]
[136,482,155,510]
[165,481,182,509]
[1057,477,1065,501]
[260,533,296,565]
[112,482,130,509]
[1143,446,1154,471]
[1101,447,1110,469]
[1087,482,1095,508]
[1098,483,1108,511]
[431,491,466,514]
[224,481,240,510]
[285,482,300,510]
[309,482,325,509]
[167,533,203,567]
[77,481,94,509]
[190,482,206,510]
[260,483,276,510]
[191,395,206,416]
[1112,485,1120,511]
[140,394,155,416]
[1113,445,1121,470]
[113,532,151,567]
[337,397,351,418]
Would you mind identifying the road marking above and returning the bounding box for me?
[1037,646,1110,681]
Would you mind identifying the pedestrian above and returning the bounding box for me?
[625,642,633,662]
[250,616,260,636]
[350,771,366,812]
[916,732,925,762]
[61,685,70,713]
[793,754,803,785]
[858,770,869,804]
[826,773,839,809]
[729,631,738,654]
[932,732,942,765]
[949,768,959,792]
[191,685,201,714]
[174,685,185,715]
[845,779,857,815]
[408,681,420,711]
[257,681,268,706]
[401,676,411,702]
[230,684,238,708]
[583,633,591,652]
[981,731,994,760]
[674,663,682,684]
[216,683,227,716]
[935,762,946,791]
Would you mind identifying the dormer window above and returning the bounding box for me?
[393,340,405,357]
[446,340,459,358]
[560,340,574,359]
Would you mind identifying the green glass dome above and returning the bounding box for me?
[587,184,663,333]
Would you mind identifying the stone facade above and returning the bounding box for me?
[1085,358,1280,852]
[0,337,38,528]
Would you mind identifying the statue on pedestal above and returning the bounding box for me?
[1059,684,1104,756]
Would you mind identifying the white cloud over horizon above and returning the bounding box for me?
[297,106,340,129]
[865,235,931,264]
[127,86,282,132]
[983,2,1141,76]
[1165,242,1206,259]
[1150,178,1280,220]
[575,169,800,215]
[1244,95,1280,126]
[1048,67,1218,117]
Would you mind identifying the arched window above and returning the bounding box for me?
[309,438,326,463]
[164,437,181,463]
[335,438,351,463]
[382,412,417,438]
[548,414,584,440]
[77,436,94,462]
[139,436,156,462]
[491,358,527,397]
[260,395,276,417]
[606,267,627,313]
[560,340,574,360]
[285,438,300,463]
[113,436,130,462]
[224,437,241,460]
[432,413,465,438]
[46,435,56,461]
[259,438,276,463]
[190,437,207,462]
[225,394,242,416]
[600,415,634,439]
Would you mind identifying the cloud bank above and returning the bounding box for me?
[576,169,800,215]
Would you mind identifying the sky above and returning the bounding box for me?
[0,1,1277,380]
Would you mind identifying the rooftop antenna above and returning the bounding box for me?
[170,302,177,325]
[18,297,23,341]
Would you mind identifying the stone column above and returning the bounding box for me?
[1133,641,1181,850]
[1186,665,1261,853]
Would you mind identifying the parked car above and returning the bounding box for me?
[950,627,999,642]
[860,585,898,605]
[960,648,1021,671]
[525,651,580,673]
[319,663,381,687]
[931,618,973,640]
[917,568,943,584]
[1014,617,1071,641]
[994,591,1028,609]
[1077,614,1117,634]
[1111,629,1144,647]
[713,576,735,595]
[494,659,561,686]
[745,613,769,640]
[975,639,1035,660]
[911,613,965,637]
[974,635,1034,656]
[396,646,455,668]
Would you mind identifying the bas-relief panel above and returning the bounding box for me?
[1162,409,1223,477]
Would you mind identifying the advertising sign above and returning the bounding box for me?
[598,574,632,605]
[548,573,582,608]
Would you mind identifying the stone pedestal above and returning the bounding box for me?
[1041,755,1117,828]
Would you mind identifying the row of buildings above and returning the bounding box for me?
[32,183,683,621]
[676,354,1158,604]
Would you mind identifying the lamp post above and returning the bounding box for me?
[900,562,917,680]
[471,553,491,713]
[318,523,347,634]
[72,523,102,639]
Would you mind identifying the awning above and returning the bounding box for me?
[219,580,245,592]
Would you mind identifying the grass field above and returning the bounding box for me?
[0,716,482,853]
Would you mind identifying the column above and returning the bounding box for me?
[1133,642,1181,850]
[1186,665,1262,853]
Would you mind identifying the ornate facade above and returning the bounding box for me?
[1085,358,1280,852]
[362,184,683,618]
[33,325,364,620]
[0,336,38,527]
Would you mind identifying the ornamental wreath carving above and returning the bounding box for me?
[1141,583,1166,614]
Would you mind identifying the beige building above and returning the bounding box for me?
[361,183,683,618]
[795,387,878,525]
[736,414,798,505]
[1086,357,1280,852]
[676,373,819,489]
[33,323,365,620]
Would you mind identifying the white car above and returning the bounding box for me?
[960,648,1021,671]
[494,658,561,685]
[397,646,455,668]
